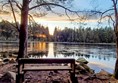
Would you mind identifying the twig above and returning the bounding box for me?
[8,0,20,32]
[2,2,9,9]
[29,3,80,13]
[11,0,22,10]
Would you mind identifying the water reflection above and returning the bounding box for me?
[0,42,116,73]
[28,42,48,58]
[53,44,116,60]
[0,42,116,61]
[28,42,116,61]
[52,43,116,73]
[0,42,18,52]
[30,42,47,52]
[47,42,54,58]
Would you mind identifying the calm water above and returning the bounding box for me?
[0,42,116,74]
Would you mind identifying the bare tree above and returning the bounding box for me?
[112,0,118,79]
[89,0,118,79]
[1,0,81,59]
[0,1,81,82]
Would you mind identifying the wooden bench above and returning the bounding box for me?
[16,58,75,83]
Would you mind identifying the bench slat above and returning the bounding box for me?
[19,58,75,64]
[23,66,72,71]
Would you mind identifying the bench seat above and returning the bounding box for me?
[23,66,72,71]
[17,58,75,83]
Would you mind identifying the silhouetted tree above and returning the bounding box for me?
[1,0,77,59]
[90,0,118,78]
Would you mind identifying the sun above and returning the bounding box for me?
[46,24,55,35]
[35,19,55,35]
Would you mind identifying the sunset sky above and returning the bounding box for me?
[0,0,114,35]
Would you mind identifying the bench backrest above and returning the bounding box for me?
[19,58,75,64]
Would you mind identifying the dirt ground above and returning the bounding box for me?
[0,63,118,83]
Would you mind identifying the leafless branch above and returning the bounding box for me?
[102,15,114,23]
[28,14,37,25]
[115,0,118,5]
[3,20,19,31]
[2,3,9,9]
[75,12,80,18]
[108,16,115,28]
[33,12,47,18]
[111,0,118,32]
[109,15,115,24]
[75,12,81,18]
[28,14,35,34]
[90,8,114,27]
[2,1,22,10]
[29,2,84,23]
[65,9,72,21]
[97,13,115,28]
[8,0,20,32]
[42,2,63,16]
[28,14,41,32]
[87,9,113,21]
[29,3,79,13]
[50,10,64,16]
[65,9,82,22]
[112,0,118,5]
[11,1,22,10]
[102,9,114,15]
[99,10,113,22]
[112,0,117,20]
[90,9,114,15]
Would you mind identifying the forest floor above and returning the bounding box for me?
[0,63,118,83]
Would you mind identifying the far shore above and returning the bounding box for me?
[53,42,116,46]
[0,41,116,46]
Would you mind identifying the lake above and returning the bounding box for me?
[0,41,116,74]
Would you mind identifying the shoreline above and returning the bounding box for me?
[53,42,116,46]
[0,41,116,46]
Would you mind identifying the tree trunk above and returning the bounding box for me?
[114,32,118,79]
[17,0,29,59]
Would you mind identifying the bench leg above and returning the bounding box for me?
[70,72,78,83]
[16,73,24,83]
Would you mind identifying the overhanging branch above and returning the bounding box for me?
[8,0,20,32]
[29,3,79,13]
[115,0,118,5]
[2,2,9,9]
[3,20,19,32]
[11,0,22,10]
[90,9,114,15]
[101,9,114,15]
[112,0,118,20]
[99,9,114,22]
[90,8,115,28]
[29,2,83,22]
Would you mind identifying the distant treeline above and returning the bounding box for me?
[53,27,115,43]
[0,20,116,43]
[0,20,50,41]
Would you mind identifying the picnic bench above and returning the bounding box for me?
[16,58,75,83]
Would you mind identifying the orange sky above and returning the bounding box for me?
[0,11,81,35]
[0,0,114,35]
[0,12,100,35]
[0,6,106,35]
